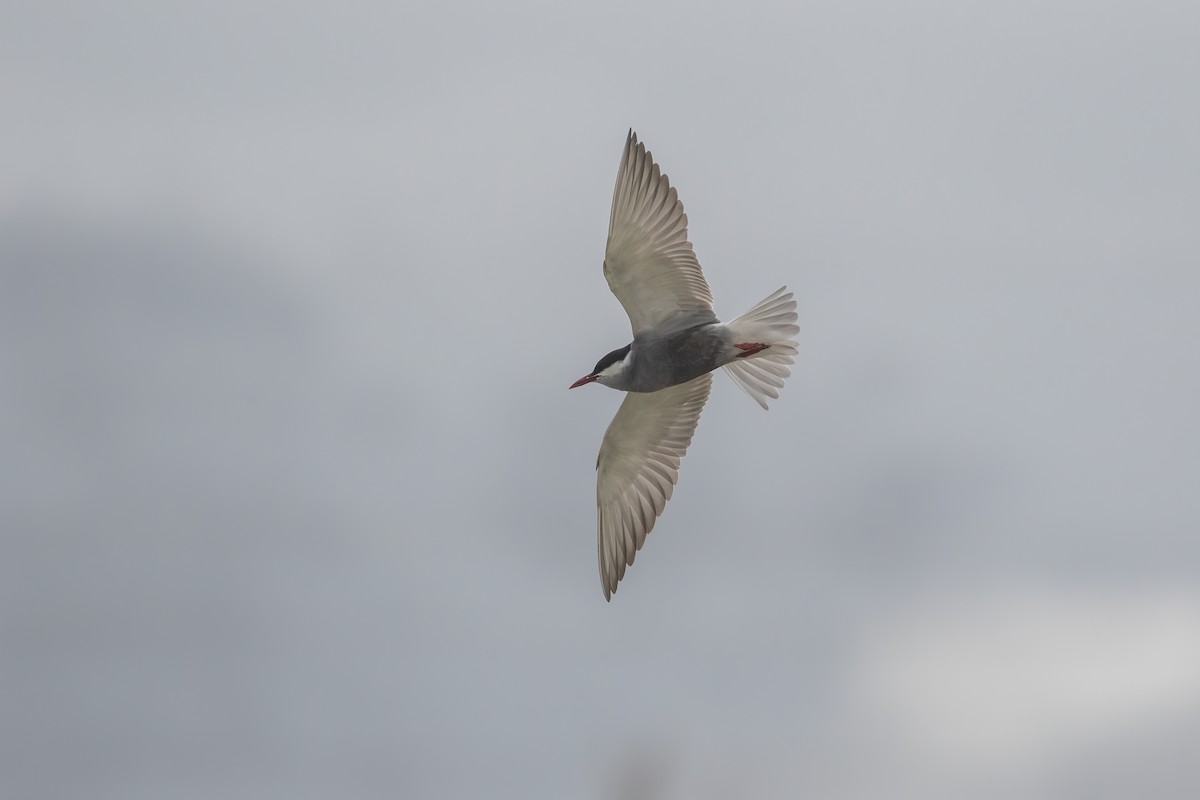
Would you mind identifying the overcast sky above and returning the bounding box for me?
[3,2,1200,798]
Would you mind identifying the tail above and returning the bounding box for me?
[721,286,800,410]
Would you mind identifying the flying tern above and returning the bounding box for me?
[571,130,800,600]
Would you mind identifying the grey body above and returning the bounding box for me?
[606,321,730,393]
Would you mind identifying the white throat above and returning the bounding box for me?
[595,354,632,387]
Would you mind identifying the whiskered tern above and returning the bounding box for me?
[571,130,800,600]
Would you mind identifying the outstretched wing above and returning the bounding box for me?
[595,374,712,600]
[604,130,716,336]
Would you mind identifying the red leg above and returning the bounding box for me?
[733,342,769,358]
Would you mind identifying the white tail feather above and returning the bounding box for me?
[721,286,799,410]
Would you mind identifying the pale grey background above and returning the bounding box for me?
[3,1,1199,798]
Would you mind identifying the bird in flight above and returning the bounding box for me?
[570,130,800,600]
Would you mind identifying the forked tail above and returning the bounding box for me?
[721,286,799,410]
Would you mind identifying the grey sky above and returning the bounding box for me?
[3,1,1199,798]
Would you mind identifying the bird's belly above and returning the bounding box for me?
[629,329,725,392]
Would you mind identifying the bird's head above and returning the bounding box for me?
[569,344,632,389]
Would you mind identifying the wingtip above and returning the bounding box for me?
[621,129,638,163]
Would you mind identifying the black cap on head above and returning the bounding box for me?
[593,344,631,375]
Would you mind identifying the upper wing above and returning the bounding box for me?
[604,130,716,336]
[596,373,712,600]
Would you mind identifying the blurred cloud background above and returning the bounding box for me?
[3,1,1199,797]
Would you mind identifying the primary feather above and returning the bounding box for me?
[604,130,716,336]
[596,374,712,600]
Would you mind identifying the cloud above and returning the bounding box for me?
[848,585,1200,773]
